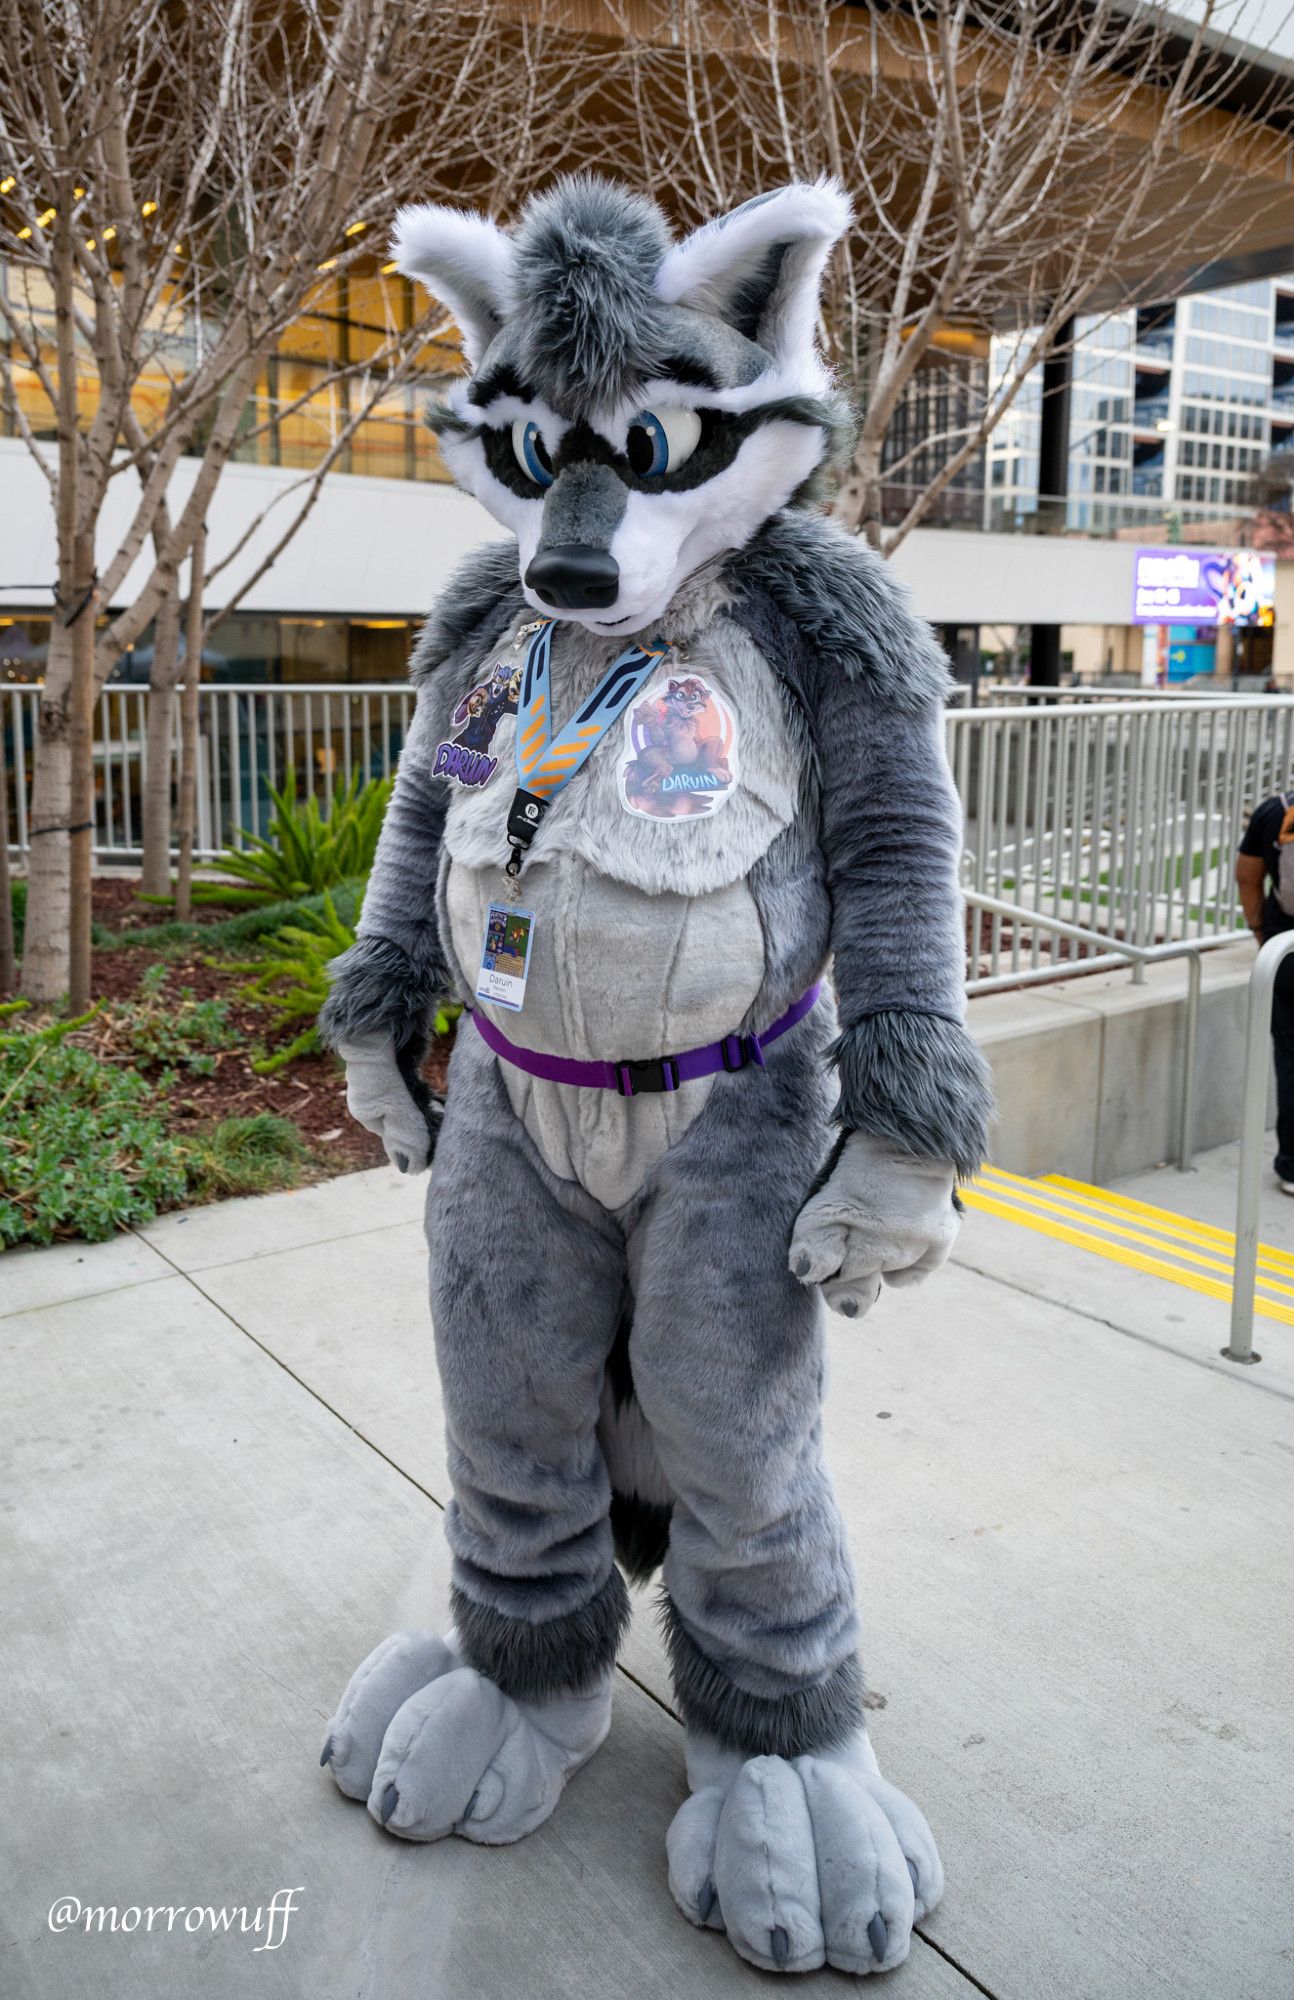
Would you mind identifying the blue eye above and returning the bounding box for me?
[511,418,554,487]
[626,406,703,477]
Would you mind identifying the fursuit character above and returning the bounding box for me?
[317,176,993,1978]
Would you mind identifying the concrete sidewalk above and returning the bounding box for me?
[3,1146,1292,2000]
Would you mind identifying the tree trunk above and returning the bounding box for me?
[832,432,885,550]
[0,712,15,996]
[20,621,75,1004]
[140,586,182,899]
[175,526,205,923]
[67,564,98,1014]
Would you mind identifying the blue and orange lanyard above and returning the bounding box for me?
[504,618,667,875]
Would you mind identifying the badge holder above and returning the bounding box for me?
[504,788,551,885]
[476,898,537,1011]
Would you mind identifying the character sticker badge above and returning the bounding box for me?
[620,673,739,820]
[434,658,524,789]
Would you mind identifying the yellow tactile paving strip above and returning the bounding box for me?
[961,1165,1294,1327]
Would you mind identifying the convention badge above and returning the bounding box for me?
[433,656,524,789]
[619,672,739,820]
[476,901,537,1012]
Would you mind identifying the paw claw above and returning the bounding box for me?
[379,1781,399,1826]
[320,1735,334,1768]
[698,1879,717,1923]
[907,1856,919,1897]
[841,1297,858,1317]
[394,1151,409,1174]
[795,1253,811,1278]
[867,1912,887,1961]
[770,1924,790,1968]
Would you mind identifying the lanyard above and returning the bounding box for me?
[504,618,667,876]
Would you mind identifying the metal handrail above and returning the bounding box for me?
[964,888,1247,1171]
[1222,930,1294,1366]
[980,685,1293,704]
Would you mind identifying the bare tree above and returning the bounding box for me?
[610,0,1293,550]
[0,0,607,1002]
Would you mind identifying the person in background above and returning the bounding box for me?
[1236,792,1294,1194]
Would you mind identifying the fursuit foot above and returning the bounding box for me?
[319,1629,611,1846]
[667,1729,943,1975]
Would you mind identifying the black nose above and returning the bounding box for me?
[525,545,619,611]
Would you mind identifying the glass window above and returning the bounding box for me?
[1,252,461,486]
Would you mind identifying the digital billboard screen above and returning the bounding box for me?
[1132,547,1276,628]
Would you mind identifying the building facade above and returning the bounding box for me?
[986,275,1294,537]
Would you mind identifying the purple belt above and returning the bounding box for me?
[470,983,821,1098]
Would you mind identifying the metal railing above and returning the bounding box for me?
[1223,930,1294,1365]
[2,680,416,860]
[951,694,1294,991]
[980,683,1279,703]
[4,682,1291,987]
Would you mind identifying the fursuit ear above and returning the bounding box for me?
[654,179,851,364]
[391,204,515,367]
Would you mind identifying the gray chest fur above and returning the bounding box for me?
[436,595,814,1209]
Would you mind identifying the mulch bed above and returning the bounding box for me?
[79,878,451,1180]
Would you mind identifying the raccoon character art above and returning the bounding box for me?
[317,175,993,1978]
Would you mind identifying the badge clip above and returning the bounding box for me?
[504,787,550,879]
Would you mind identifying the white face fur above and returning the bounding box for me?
[437,379,830,637]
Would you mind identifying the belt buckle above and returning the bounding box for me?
[616,1055,680,1097]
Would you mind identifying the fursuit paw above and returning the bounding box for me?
[320,1630,612,1846]
[337,1033,440,1175]
[320,1628,460,1802]
[667,1730,943,1976]
[790,1131,958,1320]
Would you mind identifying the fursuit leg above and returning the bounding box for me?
[321,1028,627,1844]
[625,1019,943,1973]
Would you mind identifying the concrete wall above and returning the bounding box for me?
[1,438,500,619]
[4,430,1288,674]
[0,437,1193,632]
[969,943,1272,1180]
[890,527,1137,626]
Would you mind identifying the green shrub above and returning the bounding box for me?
[0,1024,313,1246]
[108,879,365,957]
[229,888,360,1073]
[0,1033,189,1245]
[180,1113,310,1201]
[229,885,460,1074]
[194,770,392,907]
[101,964,238,1077]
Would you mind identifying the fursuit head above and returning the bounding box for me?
[316,175,993,1981]
[396,175,852,632]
